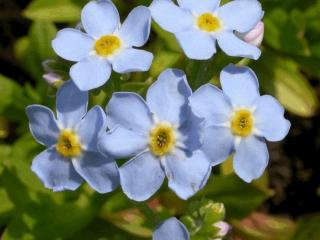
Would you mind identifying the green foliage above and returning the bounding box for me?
[0,0,319,239]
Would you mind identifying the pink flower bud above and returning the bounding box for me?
[214,221,230,238]
[238,21,264,47]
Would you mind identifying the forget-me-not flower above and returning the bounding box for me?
[190,64,291,182]
[150,0,263,60]
[153,217,189,240]
[52,0,153,91]
[98,69,212,201]
[26,81,119,193]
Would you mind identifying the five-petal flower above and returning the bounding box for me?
[153,217,189,240]
[150,0,263,60]
[26,81,119,193]
[190,64,291,182]
[98,69,212,201]
[52,0,153,91]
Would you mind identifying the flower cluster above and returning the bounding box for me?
[26,0,291,239]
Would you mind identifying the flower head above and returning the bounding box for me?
[150,0,263,60]
[190,64,291,182]
[26,81,119,193]
[153,217,189,240]
[98,69,211,201]
[52,1,153,91]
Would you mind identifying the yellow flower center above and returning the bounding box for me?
[230,109,254,137]
[56,130,82,158]
[149,123,176,157]
[95,35,121,57]
[197,13,221,32]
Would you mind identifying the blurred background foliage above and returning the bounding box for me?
[0,0,320,239]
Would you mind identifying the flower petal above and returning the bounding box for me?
[81,0,119,38]
[26,105,59,147]
[77,106,107,152]
[201,126,235,165]
[178,110,204,152]
[190,84,232,127]
[254,95,291,142]
[220,64,260,107]
[177,0,220,14]
[70,56,112,91]
[72,151,119,193]
[175,30,216,60]
[119,6,151,47]
[218,0,263,33]
[98,126,148,159]
[56,80,88,129]
[52,28,94,62]
[233,136,269,182]
[31,147,82,191]
[150,0,193,33]
[217,31,261,60]
[164,150,211,199]
[146,68,192,124]
[153,217,190,240]
[106,92,153,133]
[112,49,153,73]
[120,151,165,201]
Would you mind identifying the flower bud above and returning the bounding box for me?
[238,21,264,46]
[43,73,63,87]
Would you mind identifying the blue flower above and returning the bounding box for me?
[153,217,189,240]
[98,69,212,201]
[26,81,119,193]
[190,64,291,182]
[150,0,263,60]
[52,1,153,91]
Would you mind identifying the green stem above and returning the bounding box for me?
[236,58,251,67]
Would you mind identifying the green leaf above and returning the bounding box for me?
[264,8,310,56]
[23,0,81,23]
[232,213,296,240]
[251,52,319,117]
[293,214,320,240]
[0,75,32,114]
[198,175,268,219]
[29,21,57,61]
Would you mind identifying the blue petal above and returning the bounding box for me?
[177,0,220,14]
[119,6,151,47]
[56,80,88,129]
[146,68,192,125]
[77,106,107,152]
[217,32,261,60]
[233,136,269,182]
[106,92,154,133]
[31,147,83,191]
[253,95,291,142]
[112,49,153,73]
[52,28,94,62]
[72,151,119,193]
[150,0,193,33]
[81,0,119,38]
[153,217,190,240]
[175,30,216,60]
[178,110,204,152]
[70,56,112,91]
[98,126,148,159]
[165,150,211,200]
[201,126,235,166]
[218,0,263,33]
[190,84,232,127]
[220,64,260,107]
[26,105,59,147]
[120,151,165,201]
